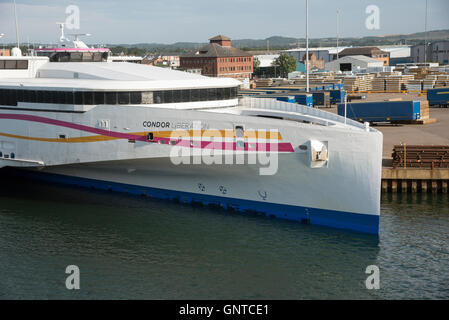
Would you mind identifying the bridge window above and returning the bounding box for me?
[94,92,105,104]
[118,92,130,104]
[105,92,117,105]
[0,87,239,107]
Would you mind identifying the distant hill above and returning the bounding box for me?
[104,29,449,54]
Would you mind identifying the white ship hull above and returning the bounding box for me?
[1,97,382,234]
[0,56,383,234]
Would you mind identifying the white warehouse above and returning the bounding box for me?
[325,55,384,72]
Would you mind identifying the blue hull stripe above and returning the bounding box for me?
[18,170,379,235]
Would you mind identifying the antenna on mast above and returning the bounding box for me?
[56,22,69,43]
[13,0,20,47]
[12,0,22,56]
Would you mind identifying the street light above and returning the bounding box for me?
[305,0,309,93]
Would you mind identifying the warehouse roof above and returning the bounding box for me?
[339,46,388,57]
[328,55,383,63]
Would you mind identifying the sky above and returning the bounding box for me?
[0,0,448,45]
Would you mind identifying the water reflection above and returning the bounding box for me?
[1,172,447,299]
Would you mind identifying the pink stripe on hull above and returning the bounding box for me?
[0,113,294,152]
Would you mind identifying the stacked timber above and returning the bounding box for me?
[435,75,449,88]
[337,75,372,92]
[255,79,273,87]
[423,79,436,90]
[372,77,386,91]
[407,79,423,91]
[419,100,430,120]
[385,76,403,92]
[392,145,449,169]
[406,67,429,80]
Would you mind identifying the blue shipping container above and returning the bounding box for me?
[337,101,421,122]
[427,88,449,106]
[329,90,346,104]
[275,96,295,103]
[293,94,313,107]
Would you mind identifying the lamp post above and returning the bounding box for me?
[336,9,339,60]
[424,0,428,64]
[306,0,309,93]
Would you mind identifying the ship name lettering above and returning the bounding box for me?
[143,121,170,128]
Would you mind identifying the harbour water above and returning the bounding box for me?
[0,173,448,299]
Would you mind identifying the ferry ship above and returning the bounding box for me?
[0,34,383,234]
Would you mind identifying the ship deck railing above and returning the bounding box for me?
[238,97,369,130]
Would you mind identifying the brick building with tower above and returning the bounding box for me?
[180,35,253,80]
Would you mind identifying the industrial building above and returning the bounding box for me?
[284,47,344,63]
[180,35,253,80]
[412,41,449,65]
[325,55,384,72]
[339,47,390,66]
[285,45,411,66]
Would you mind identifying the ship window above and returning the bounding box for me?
[217,88,224,100]
[191,89,200,102]
[231,87,238,98]
[173,90,182,103]
[4,60,17,69]
[163,90,173,103]
[16,90,24,103]
[55,91,66,104]
[17,60,28,69]
[70,52,83,62]
[0,87,239,107]
[57,53,70,62]
[93,53,103,62]
[0,61,4,69]
[65,91,74,104]
[82,52,93,62]
[153,91,163,104]
[43,90,52,103]
[23,90,36,103]
[84,92,94,105]
[199,89,208,101]
[235,125,244,138]
[208,88,217,100]
[224,87,231,99]
[0,89,6,105]
[36,90,44,103]
[74,91,83,104]
[6,90,17,106]
[130,91,142,104]
[94,92,105,104]
[105,92,117,104]
[118,92,130,104]
[181,89,190,102]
